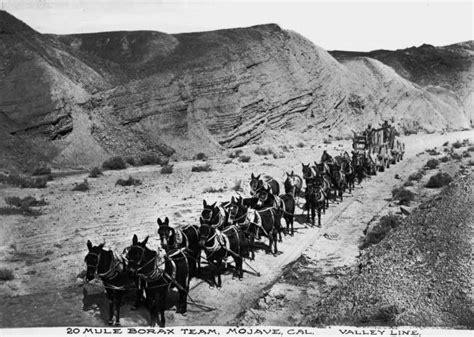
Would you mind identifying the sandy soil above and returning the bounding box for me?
[0,130,473,327]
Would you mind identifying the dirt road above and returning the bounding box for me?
[0,130,473,327]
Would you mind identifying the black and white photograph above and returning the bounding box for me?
[0,0,472,336]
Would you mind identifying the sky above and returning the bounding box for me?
[1,0,473,51]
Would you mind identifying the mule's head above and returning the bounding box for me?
[249,173,262,196]
[257,185,271,204]
[200,199,218,226]
[125,235,149,273]
[84,240,105,282]
[302,163,313,180]
[198,217,212,248]
[227,196,247,224]
[157,217,172,250]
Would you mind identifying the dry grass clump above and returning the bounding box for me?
[72,179,90,191]
[254,147,273,156]
[425,158,440,169]
[0,268,14,281]
[451,140,463,149]
[426,148,440,156]
[89,166,103,178]
[203,187,225,193]
[223,159,233,165]
[392,187,415,206]
[115,176,142,186]
[462,151,471,158]
[5,196,47,208]
[280,145,290,152]
[361,213,402,249]
[323,138,332,145]
[296,142,306,148]
[232,180,243,192]
[238,155,251,163]
[0,173,49,189]
[228,149,243,159]
[191,164,212,172]
[193,153,208,161]
[439,156,450,163]
[468,159,474,166]
[450,152,462,161]
[408,171,424,181]
[403,180,414,187]
[467,146,474,152]
[32,167,51,176]
[102,156,126,170]
[160,165,174,174]
[138,153,165,166]
[426,172,453,188]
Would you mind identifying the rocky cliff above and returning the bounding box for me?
[0,10,471,170]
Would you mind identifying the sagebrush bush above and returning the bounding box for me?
[468,146,474,152]
[89,167,103,178]
[426,172,453,188]
[72,179,89,191]
[462,151,471,158]
[115,176,142,186]
[193,153,208,161]
[361,214,402,249]
[223,159,232,165]
[238,155,251,163]
[426,148,440,156]
[323,139,331,145]
[452,140,463,149]
[425,158,440,169]
[102,157,126,170]
[254,147,272,156]
[451,152,462,161]
[5,196,47,208]
[138,153,163,166]
[440,156,450,163]
[408,171,423,181]
[392,187,415,205]
[0,268,14,281]
[191,164,212,172]
[442,141,449,146]
[160,165,174,174]
[203,187,225,193]
[125,157,137,166]
[280,145,290,152]
[403,180,414,187]
[228,150,243,159]
[297,142,306,148]
[32,167,51,176]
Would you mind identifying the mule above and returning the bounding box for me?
[84,240,133,326]
[304,182,325,227]
[198,209,249,288]
[157,217,201,276]
[125,235,193,327]
[284,171,303,198]
[254,186,283,252]
[250,173,280,196]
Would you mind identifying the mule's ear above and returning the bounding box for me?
[132,234,138,245]
[142,236,149,246]
[251,173,255,179]
[211,202,217,208]
[301,163,304,168]
[256,174,261,179]
[203,199,207,207]
[98,242,105,249]
[230,196,235,203]
[157,218,162,226]
[291,170,294,175]
[87,240,93,251]
[165,217,169,225]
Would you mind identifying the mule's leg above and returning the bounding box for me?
[131,278,142,310]
[105,289,114,325]
[216,260,223,288]
[157,289,167,327]
[115,291,122,326]
[317,204,322,227]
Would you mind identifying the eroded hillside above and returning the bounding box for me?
[0,10,471,170]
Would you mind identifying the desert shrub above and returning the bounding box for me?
[280,145,290,152]
[203,187,225,193]
[89,167,103,178]
[0,173,47,188]
[468,159,474,166]
[5,196,47,208]
[323,138,331,144]
[32,167,51,176]
[426,148,440,156]
[138,153,162,166]
[232,180,243,192]
[191,164,212,172]
[442,141,449,146]
[468,146,474,152]
[273,152,284,159]
[228,150,243,159]
[452,140,463,149]
[392,187,415,205]
[361,214,402,249]
[115,176,142,186]
[125,157,137,166]
[223,159,232,165]
[403,180,414,187]
[238,155,251,163]
[425,158,439,169]
[462,151,471,158]
[293,142,304,148]
[160,165,174,174]
[451,152,462,161]
[72,179,89,191]
[102,156,126,170]
[0,268,14,281]
[408,171,423,181]
[426,172,453,188]
[254,147,272,156]
[440,156,450,163]
[193,153,208,161]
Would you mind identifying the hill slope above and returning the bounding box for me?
[0,10,471,170]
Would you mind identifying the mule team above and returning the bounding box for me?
[84,148,390,327]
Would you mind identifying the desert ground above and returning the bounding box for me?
[0,130,473,327]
